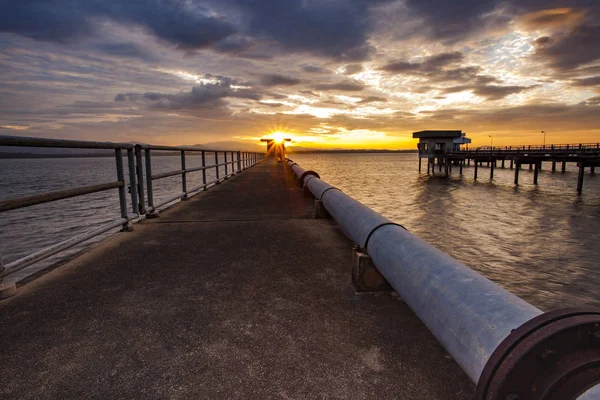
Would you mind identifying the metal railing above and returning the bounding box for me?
[449,142,600,157]
[287,157,600,400]
[0,135,263,281]
[139,145,259,215]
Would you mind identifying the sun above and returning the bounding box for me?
[271,131,286,143]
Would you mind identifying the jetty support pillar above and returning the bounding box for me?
[578,163,585,193]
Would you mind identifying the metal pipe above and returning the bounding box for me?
[0,135,133,149]
[181,150,187,197]
[115,149,128,227]
[126,149,138,215]
[201,151,207,187]
[366,224,541,383]
[135,146,145,215]
[0,181,123,213]
[297,165,593,391]
[145,149,154,211]
[215,152,220,181]
[151,169,185,180]
[2,218,129,277]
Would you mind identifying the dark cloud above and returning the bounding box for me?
[395,0,600,44]
[94,43,158,62]
[313,81,366,91]
[443,84,534,100]
[0,1,236,50]
[259,102,284,108]
[381,51,464,73]
[358,96,387,104]
[114,80,262,111]
[582,95,600,105]
[213,35,255,54]
[0,0,395,61]
[401,0,503,42]
[300,64,330,74]
[342,64,364,75]
[237,0,385,61]
[572,76,600,87]
[259,74,302,87]
[381,51,499,85]
[534,25,600,71]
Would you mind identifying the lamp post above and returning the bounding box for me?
[542,130,546,147]
[489,135,493,147]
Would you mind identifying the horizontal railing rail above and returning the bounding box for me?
[447,143,600,157]
[287,157,600,400]
[0,135,264,282]
[140,144,262,215]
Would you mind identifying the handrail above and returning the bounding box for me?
[287,158,600,399]
[0,135,265,282]
[448,142,600,155]
[0,181,123,212]
[0,135,134,150]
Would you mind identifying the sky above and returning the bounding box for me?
[0,0,599,150]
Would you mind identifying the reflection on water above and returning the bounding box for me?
[290,153,600,311]
[0,153,599,310]
[0,155,225,281]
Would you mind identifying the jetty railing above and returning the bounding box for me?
[287,158,600,400]
[449,143,600,156]
[138,145,258,216]
[0,135,263,283]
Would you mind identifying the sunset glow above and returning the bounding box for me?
[0,1,598,149]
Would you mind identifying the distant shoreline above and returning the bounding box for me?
[0,149,418,159]
[288,149,418,154]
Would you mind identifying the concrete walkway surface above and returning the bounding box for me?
[0,159,474,399]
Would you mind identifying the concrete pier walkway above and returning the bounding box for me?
[0,159,473,399]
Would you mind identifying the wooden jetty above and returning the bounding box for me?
[426,143,600,193]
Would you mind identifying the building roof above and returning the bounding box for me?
[412,130,463,139]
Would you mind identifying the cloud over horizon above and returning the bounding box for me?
[1,0,599,148]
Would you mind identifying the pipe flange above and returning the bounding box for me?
[318,186,341,200]
[363,222,407,251]
[299,170,320,186]
[476,307,600,400]
[303,175,317,186]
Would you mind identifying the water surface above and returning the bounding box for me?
[1,153,599,311]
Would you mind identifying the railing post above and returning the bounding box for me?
[224,151,228,177]
[126,148,138,218]
[237,151,241,172]
[201,151,206,187]
[181,150,188,199]
[144,148,158,218]
[215,151,220,183]
[115,149,131,231]
[135,145,145,215]
[0,253,17,299]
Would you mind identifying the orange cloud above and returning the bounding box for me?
[516,8,583,30]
